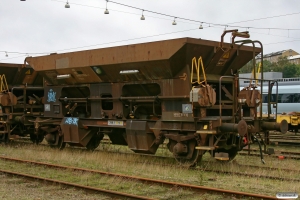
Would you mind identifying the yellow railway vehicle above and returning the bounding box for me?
[277,112,300,133]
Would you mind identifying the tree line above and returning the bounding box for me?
[239,56,300,78]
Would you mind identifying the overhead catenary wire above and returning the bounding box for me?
[1,0,300,59]
[2,28,300,57]
[107,0,300,31]
[0,55,28,62]
[226,12,300,25]
[51,0,300,31]
[0,51,45,55]
[0,28,199,57]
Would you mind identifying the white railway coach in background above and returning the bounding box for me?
[240,78,300,114]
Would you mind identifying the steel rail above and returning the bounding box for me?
[98,138,300,158]
[6,140,300,183]
[242,148,300,156]
[85,155,300,183]
[7,139,300,168]
[100,137,300,155]
[236,163,300,174]
[6,140,300,171]
[0,156,277,199]
[102,137,300,156]
[0,168,156,200]
[3,143,300,185]
[199,168,300,182]
[238,151,300,160]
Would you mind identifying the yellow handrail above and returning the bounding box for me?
[0,74,9,92]
[250,62,261,86]
[191,56,207,85]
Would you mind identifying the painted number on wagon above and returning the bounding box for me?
[108,120,124,126]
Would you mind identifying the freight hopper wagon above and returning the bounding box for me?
[25,30,287,166]
[0,63,44,143]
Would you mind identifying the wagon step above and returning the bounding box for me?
[195,146,215,150]
[196,130,217,134]
[9,135,20,140]
[214,152,229,161]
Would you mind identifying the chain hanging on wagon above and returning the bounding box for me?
[191,56,207,86]
[0,75,9,93]
[190,57,216,108]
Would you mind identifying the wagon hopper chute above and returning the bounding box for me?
[25,30,287,166]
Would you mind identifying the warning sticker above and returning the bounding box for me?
[25,69,31,75]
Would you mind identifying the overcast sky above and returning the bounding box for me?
[1,0,300,64]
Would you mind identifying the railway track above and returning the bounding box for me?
[97,137,300,159]
[5,139,300,170]
[242,148,300,156]
[10,136,300,157]
[5,140,300,180]
[2,141,299,197]
[95,133,300,147]
[0,169,152,200]
[7,139,300,172]
[268,134,300,145]
[102,156,300,183]
[2,145,300,183]
[0,156,278,200]
[196,165,300,182]
[238,151,300,160]
[105,155,300,182]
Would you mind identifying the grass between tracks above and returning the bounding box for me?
[0,142,299,199]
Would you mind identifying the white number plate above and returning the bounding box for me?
[108,120,124,126]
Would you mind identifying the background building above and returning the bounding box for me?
[239,72,282,87]
[259,49,299,63]
[288,55,300,65]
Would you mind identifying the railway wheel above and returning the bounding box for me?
[171,139,202,167]
[86,133,104,151]
[174,149,202,167]
[0,133,9,144]
[49,135,66,150]
[0,123,10,144]
[30,133,44,144]
[46,127,66,150]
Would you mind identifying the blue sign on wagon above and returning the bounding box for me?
[64,117,79,126]
[47,89,56,102]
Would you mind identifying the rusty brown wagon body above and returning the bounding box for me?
[0,63,44,142]
[0,30,287,165]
